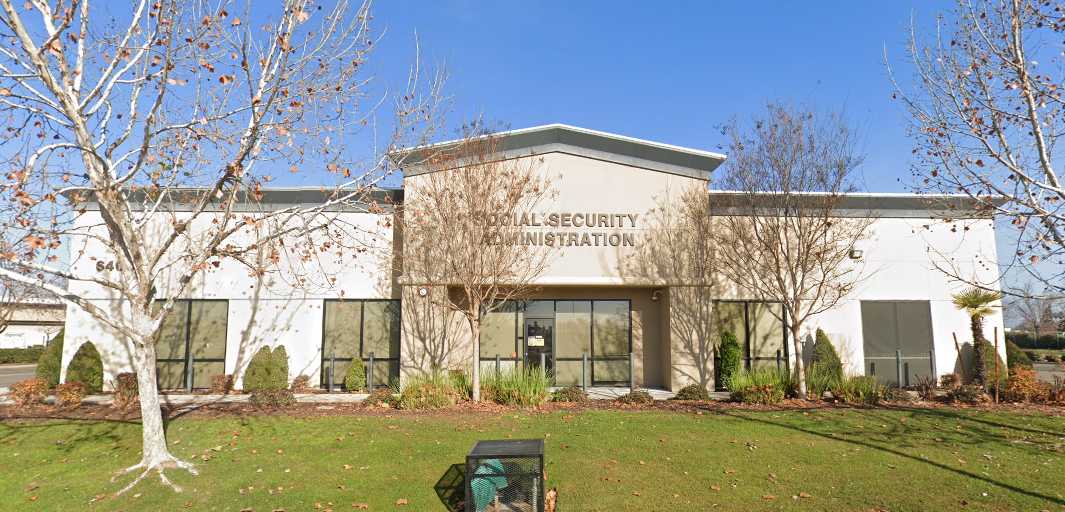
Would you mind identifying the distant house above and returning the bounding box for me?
[1,300,64,349]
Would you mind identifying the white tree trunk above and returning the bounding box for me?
[790,323,808,400]
[469,317,481,402]
[111,335,198,494]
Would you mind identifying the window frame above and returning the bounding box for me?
[712,299,789,371]
[320,298,401,389]
[153,299,229,391]
[479,299,634,387]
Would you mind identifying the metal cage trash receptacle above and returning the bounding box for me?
[465,439,545,512]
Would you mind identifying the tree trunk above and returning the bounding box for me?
[111,334,198,494]
[970,314,987,385]
[790,323,808,400]
[469,316,481,402]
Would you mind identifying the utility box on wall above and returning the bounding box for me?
[465,439,545,512]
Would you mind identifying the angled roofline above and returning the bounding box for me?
[391,123,727,181]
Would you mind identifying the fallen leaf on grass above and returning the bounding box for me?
[352,503,368,509]
[762,494,776,501]
[395,498,408,506]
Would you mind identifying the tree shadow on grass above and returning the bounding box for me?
[0,415,134,455]
[713,407,1065,505]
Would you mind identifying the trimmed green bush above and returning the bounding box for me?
[809,329,843,381]
[832,376,882,405]
[717,330,742,389]
[397,371,463,410]
[671,383,710,401]
[243,346,288,392]
[482,367,550,406]
[35,332,64,387]
[1005,340,1032,370]
[66,342,103,393]
[0,346,44,364]
[728,368,795,404]
[551,386,588,402]
[344,357,367,392]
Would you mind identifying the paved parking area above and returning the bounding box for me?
[0,364,36,389]
[1034,362,1065,384]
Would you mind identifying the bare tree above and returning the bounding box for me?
[1007,282,1061,335]
[399,129,555,401]
[888,0,1065,294]
[0,0,441,492]
[711,104,872,399]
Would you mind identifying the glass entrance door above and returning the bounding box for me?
[524,318,554,377]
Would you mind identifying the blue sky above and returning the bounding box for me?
[365,0,953,192]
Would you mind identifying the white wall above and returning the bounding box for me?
[62,208,396,389]
[801,215,1005,381]
[0,324,62,349]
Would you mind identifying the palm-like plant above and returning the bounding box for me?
[951,287,1002,384]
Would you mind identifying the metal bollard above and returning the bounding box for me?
[629,352,636,391]
[329,352,336,393]
[581,352,588,392]
[929,350,936,382]
[368,352,375,390]
[895,350,903,388]
[495,354,501,374]
[540,352,546,373]
[776,350,782,372]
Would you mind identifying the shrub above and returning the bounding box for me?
[1005,340,1032,370]
[833,376,882,405]
[1005,367,1049,403]
[551,386,588,403]
[10,377,49,407]
[55,382,86,408]
[290,374,313,393]
[363,388,397,408]
[809,328,844,380]
[449,369,472,401]
[671,383,711,401]
[1044,353,1060,363]
[249,389,296,408]
[616,389,654,405]
[805,363,841,400]
[397,371,463,410]
[717,330,743,389]
[728,368,794,405]
[1024,350,1040,362]
[940,373,961,389]
[344,357,367,392]
[914,375,937,401]
[210,374,234,395]
[243,346,288,392]
[114,372,139,410]
[975,341,1007,391]
[1050,377,1065,403]
[66,342,103,393]
[0,346,44,364]
[482,367,551,406]
[35,332,63,387]
[883,387,917,403]
[948,384,989,404]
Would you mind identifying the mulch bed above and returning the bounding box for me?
[2,397,1064,423]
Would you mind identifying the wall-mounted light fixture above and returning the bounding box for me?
[417,287,429,297]
[651,289,663,302]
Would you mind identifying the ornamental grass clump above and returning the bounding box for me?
[833,376,882,405]
[728,368,794,405]
[482,367,551,406]
[805,363,842,401]
[397,371,463,410]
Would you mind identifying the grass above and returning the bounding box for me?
[1,407,1064,511]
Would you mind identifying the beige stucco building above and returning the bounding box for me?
[62,124,1004,392]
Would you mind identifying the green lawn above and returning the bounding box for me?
[1,406,1064,511]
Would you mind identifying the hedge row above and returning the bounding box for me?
[1006,331,1065,350]
[0,346,44,364]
